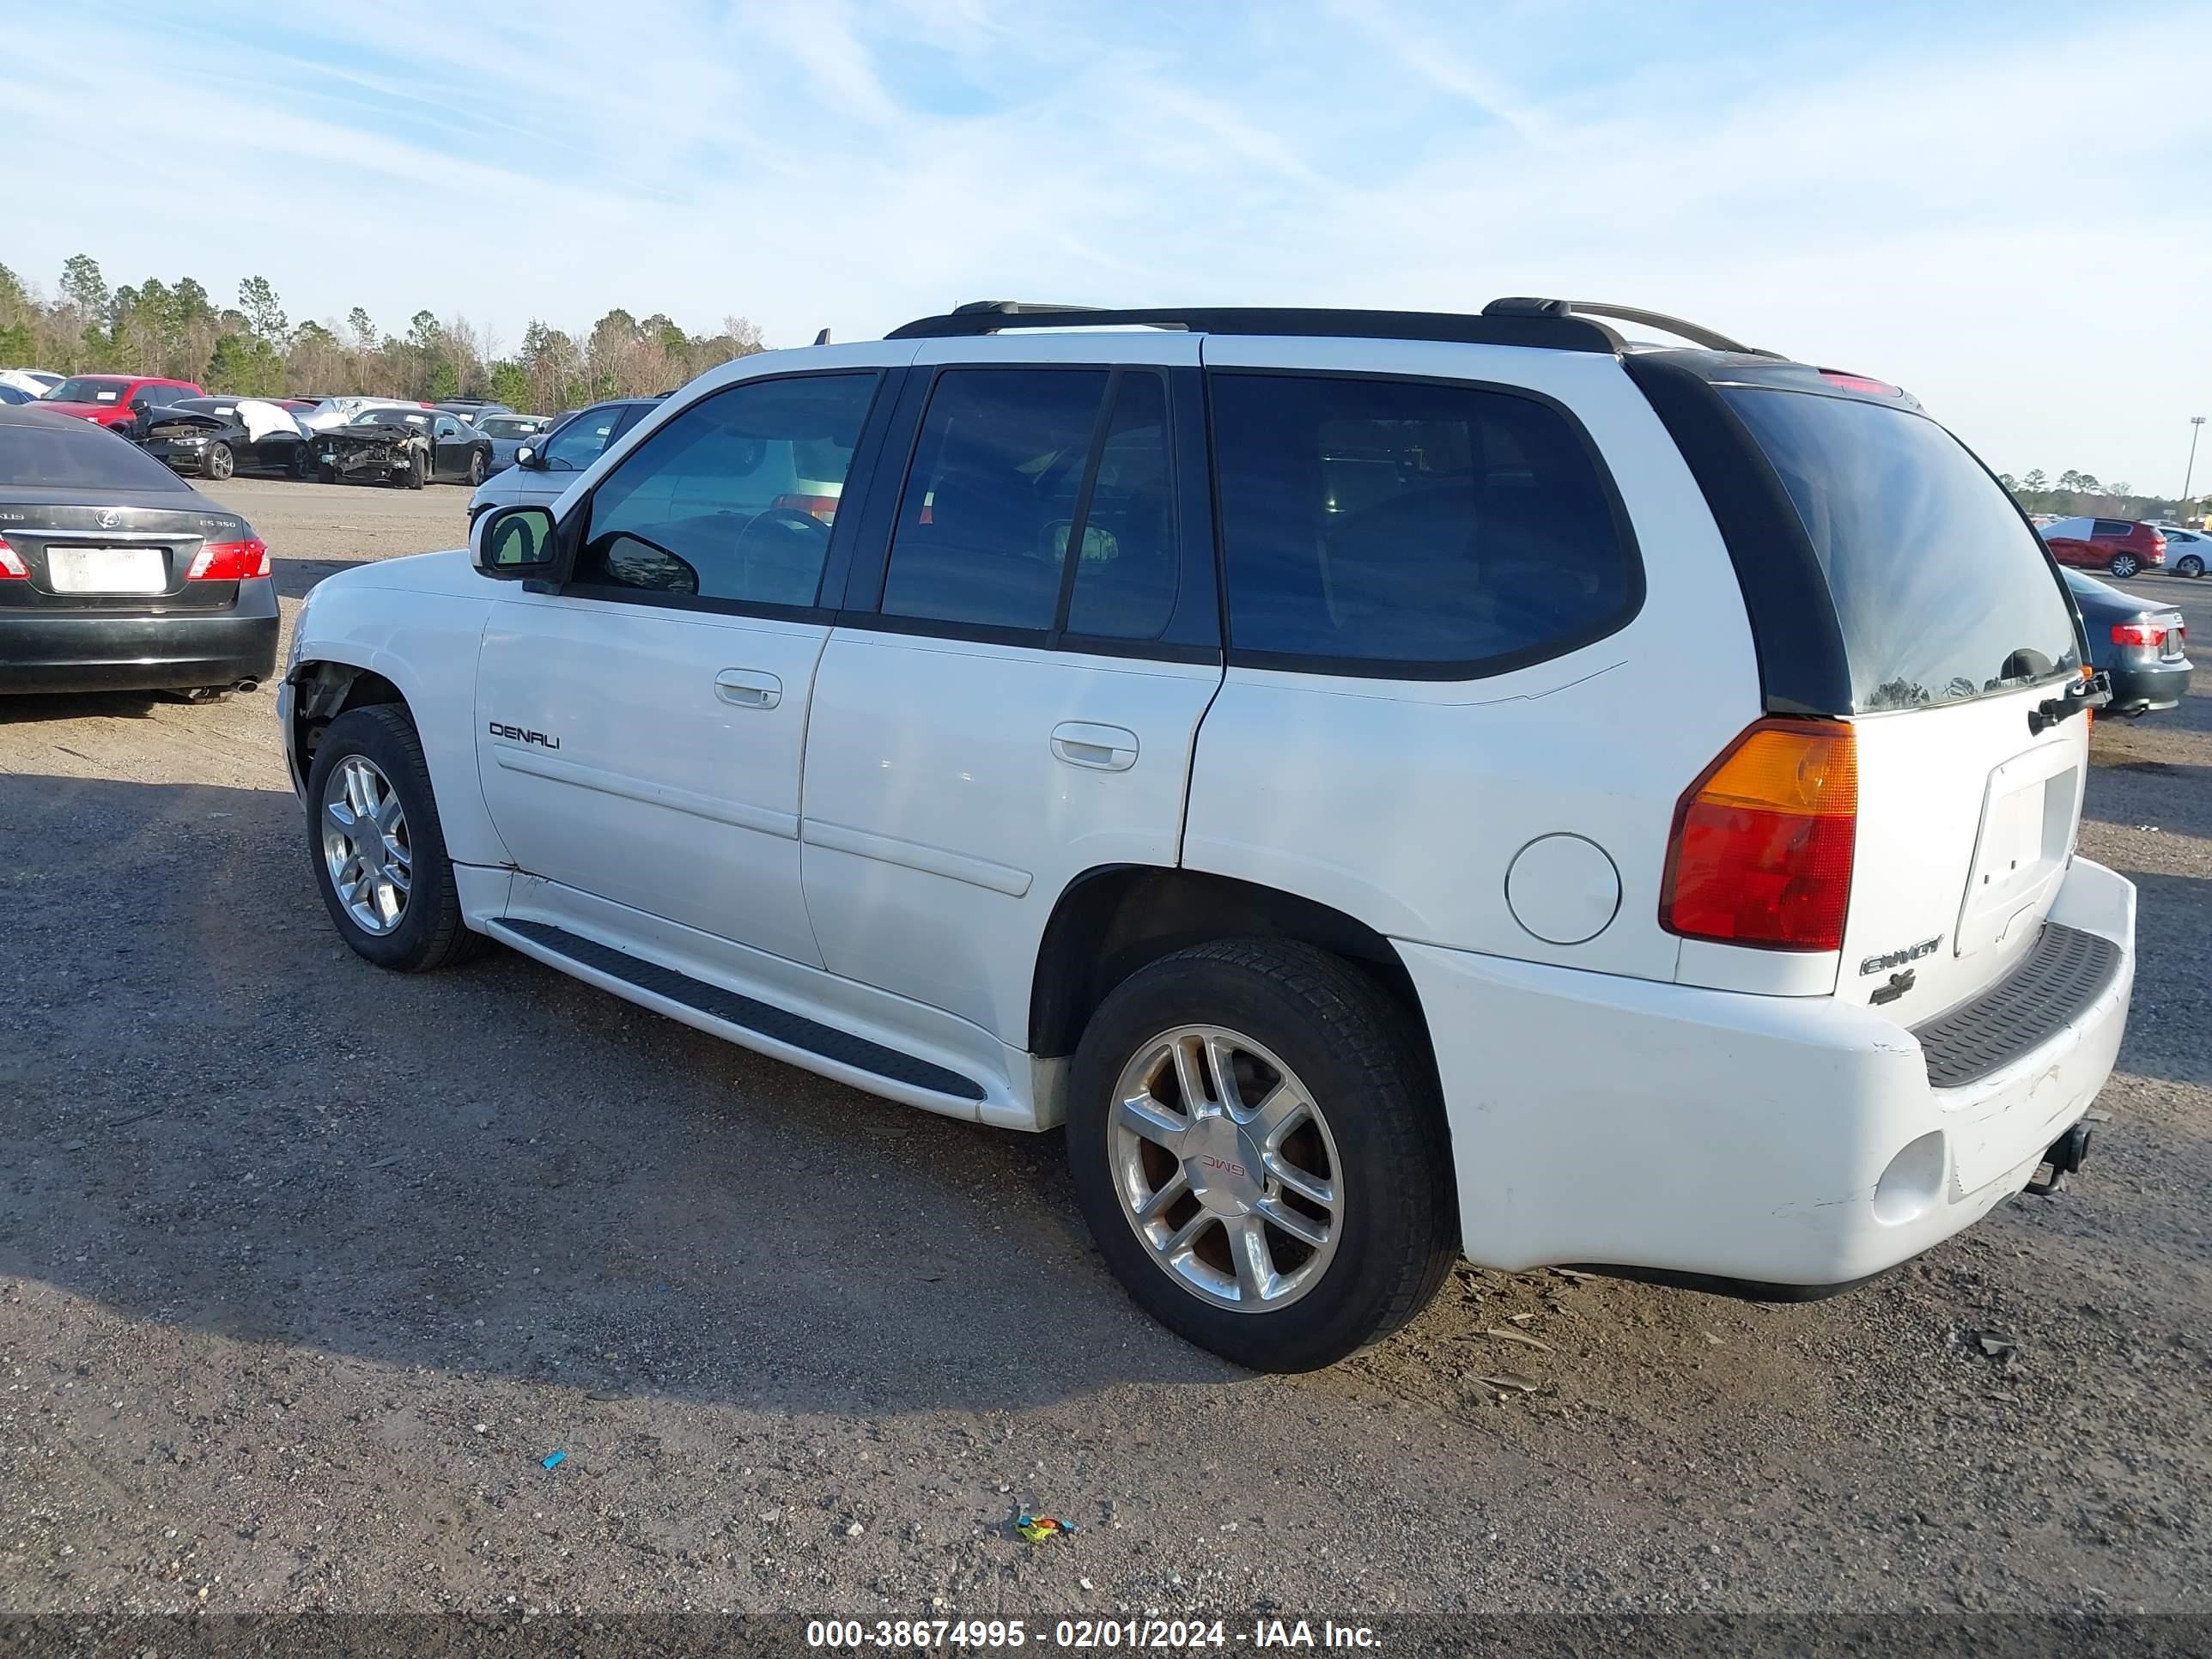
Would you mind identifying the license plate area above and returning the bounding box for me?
[47,545,169,595]
[1955,743,2080,960]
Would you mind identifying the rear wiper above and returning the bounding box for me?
[2027,670,2111,734]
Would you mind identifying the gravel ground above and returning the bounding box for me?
[2,476,2206,1618]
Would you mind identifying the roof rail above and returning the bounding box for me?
[1481,297,1779,358]
[884,301,1624,353]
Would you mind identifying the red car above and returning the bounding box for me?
[39,374,206,430]
[2039,515,2166,579]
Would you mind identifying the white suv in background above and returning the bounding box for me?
[281,299,2134,1371]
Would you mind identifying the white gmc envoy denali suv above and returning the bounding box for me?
[280,298,2133,1371]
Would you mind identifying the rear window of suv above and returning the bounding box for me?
[1210,374,1638,674]
[1722,388,2081,712]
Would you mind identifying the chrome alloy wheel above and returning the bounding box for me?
[1109,1025,1343,1312]
[321,755,411,935]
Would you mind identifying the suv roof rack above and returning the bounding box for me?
[883,297,1782,358]
[886,301,1622,353]
[1480,297,1779,358]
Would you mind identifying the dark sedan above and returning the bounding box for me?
[315,405,493,489]
[133,397,314,480]
[0,405,278,697]
[2063,568,2191,716]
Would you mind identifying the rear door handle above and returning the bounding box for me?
[714,668,782,708]
[1051,721,1139,771]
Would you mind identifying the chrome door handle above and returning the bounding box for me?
[1051,721,1138,771]
[714,668,782,708]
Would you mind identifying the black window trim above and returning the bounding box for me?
[833,360,1218,663]
[544,367,897,623]
[1622,356,1850,715]
[1204,364,1648,684]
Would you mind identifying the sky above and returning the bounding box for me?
[9,0,2210,488]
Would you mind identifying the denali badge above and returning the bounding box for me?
[1860,935,1940,976]
[487,720,560,750]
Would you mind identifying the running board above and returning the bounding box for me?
[491,918,988,1104]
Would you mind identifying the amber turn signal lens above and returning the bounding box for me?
[1661,720,1857,952]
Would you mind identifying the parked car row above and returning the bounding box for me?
[2035,515,2210,580]
[0,373,556,489]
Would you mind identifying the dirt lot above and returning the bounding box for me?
[2,476,2207,1618]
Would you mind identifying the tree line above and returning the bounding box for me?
[1998,470,2201,525]
[0,254,766,415]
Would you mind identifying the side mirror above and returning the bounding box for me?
[472,504,558,580]
[514,445,541,469]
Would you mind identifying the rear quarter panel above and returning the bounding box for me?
[1182,340,1761,983]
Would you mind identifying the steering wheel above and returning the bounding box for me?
[730,506,830,559]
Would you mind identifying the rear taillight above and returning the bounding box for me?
[186,538,270,580]
[773,493,839,524]
[0,536,24,579]
[2112,623,2166,648]
[1661,719,1857,952]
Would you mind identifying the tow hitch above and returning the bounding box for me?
[2026,1121,2094,1196]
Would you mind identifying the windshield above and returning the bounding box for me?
[359,408,430,428]
[48,377,131,404]
[1723,387,2081,712]
[478,416,537,438]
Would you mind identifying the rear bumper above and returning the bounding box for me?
[2105,658,2191,714]
[0,577,280,694]
[1403,855,2135,1287]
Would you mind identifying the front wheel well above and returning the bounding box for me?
[1030,866,1430,1065]
[290,661,410,790]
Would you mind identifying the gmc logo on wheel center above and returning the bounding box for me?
[1199,1153,1248,1180]
[487,721,561,750]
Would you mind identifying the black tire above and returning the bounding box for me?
[304,704,483,973]
[204,441,234,482]
[318,461,337,485]
[2178,555,2205,579]
[466,450,487,486]
[407,451,428,490]
[1066,939,1456,1372]
[289,445,311,480]
[2109,553,2140,578]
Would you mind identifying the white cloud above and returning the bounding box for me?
[6,0,2207,482]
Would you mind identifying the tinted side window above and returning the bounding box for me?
[576,373,878,608]
[1210,374,1636,671]
[2091,519,2133,538]
[882,368,1108,631]
[541,407,624,471]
